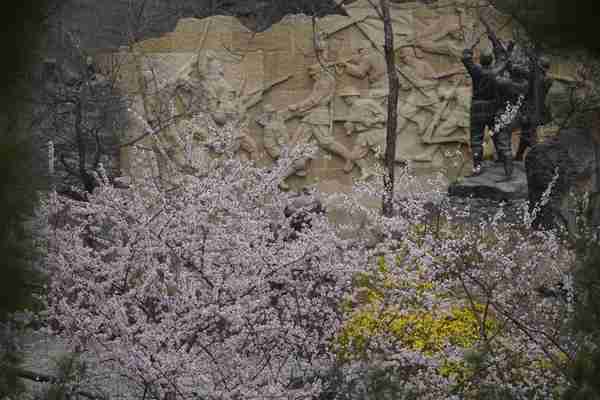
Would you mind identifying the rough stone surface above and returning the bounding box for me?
[45,0,345,52]
[490,0,600,52]
[526,128,600,229]
[110,0,509,192]
[448,160,528,201]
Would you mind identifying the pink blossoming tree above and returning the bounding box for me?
[41,127,579,399]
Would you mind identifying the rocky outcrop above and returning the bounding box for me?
[46,0,345,52]
[525,128,600,229]
[490,0,600,52]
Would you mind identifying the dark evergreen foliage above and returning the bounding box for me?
[0,0,54,397]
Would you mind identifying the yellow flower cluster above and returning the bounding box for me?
[337,302,493,358]
[336,255,498,380]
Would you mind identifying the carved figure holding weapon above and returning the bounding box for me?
[287,64,356,176]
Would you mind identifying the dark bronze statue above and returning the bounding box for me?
[515,55,553,161]
[461,47,508,176]
[463,16,536,180]
[493,62,530,181]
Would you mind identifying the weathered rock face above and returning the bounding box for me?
[526,128,600,229]
[45,0,345,52]
[490,0,600,52]
[449,161,528,201]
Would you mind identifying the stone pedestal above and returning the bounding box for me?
[449,161,528,201]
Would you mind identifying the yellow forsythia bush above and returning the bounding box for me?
[336,254,498,379]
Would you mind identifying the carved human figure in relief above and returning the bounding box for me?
[337,86,387,180]
[341,87,386,136]
[343,42,389,100]
[287,64,356,176]
[425,73,471,144]
[396,46,441,135]
[256,104,297,189]
[202,54,250,126]
[177,52,259,162]
[138,69,190,181]
[257,104,290,161]
[412,15,464,59]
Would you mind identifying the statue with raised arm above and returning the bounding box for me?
[461,47,509,176]
[492,62,530,181]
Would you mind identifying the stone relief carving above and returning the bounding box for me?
[396,46,440,135]
[133,68,189,183]
[256,104,295,189]
[338,85,387,180]
[191,52,259,161]
[412,12,465,59]
[343,41,389,100]
[114,0,563,191]
[287,63,355,177]
[424,73,470,144]
[256,104,291,161]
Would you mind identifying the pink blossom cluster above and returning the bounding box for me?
[345,194,577,398]
[43,154,373,399]
[41,148,579,398]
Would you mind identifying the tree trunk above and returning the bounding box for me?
[380,0,400,217]
[12,367,102,399]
